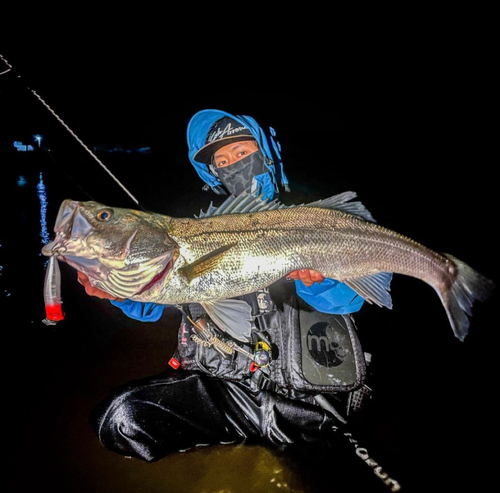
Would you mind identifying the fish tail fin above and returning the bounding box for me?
[439,254,495,341]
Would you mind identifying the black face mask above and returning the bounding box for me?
[215,151,268,196]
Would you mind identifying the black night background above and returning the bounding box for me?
[1,22,497,493]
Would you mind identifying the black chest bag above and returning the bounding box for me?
[168,280,370,412]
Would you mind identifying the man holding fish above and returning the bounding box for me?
[77,110,375,464]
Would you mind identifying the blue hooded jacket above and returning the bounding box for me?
[187,109,289,200]
[111,109,363,321]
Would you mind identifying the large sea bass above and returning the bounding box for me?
[42,192,494,342]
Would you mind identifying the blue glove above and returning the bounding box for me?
[110,299,165,322]
[295,278,364,314]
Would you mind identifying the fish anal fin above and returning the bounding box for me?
[345,272,394,309]
[201,299,253,342]
[180,243,237,282]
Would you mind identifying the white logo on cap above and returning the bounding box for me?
[208,122,247,143]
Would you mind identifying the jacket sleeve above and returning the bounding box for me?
[295,279,364,314]
[110,299,165,322]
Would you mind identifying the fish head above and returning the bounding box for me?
[42,199,178,299]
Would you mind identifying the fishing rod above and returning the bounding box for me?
[0,52,145,210]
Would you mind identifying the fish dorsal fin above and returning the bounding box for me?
[197,191,375,222]
[180,244,237,281]
[201,299,253,342]
[344,272,393,309]
[305,191,376,223]
[197,193,282,218]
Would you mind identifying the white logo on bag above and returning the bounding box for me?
[307,322,347,367]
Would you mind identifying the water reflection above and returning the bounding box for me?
[37,172,50,248]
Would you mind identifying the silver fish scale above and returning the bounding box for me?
[134,207,446,305]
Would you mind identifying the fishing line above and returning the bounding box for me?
[0,52,13,75]
[0,52,145,210]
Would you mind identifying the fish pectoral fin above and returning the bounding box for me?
[180,243,238,282]
[201,299,253,342]
[345,272,394,309]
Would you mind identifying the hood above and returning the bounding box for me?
[186,109,289,195]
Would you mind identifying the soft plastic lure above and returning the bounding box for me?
[43,255,64,322]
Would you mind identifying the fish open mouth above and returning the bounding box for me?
[137,256,175,295]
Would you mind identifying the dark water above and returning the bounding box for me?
[1,89,498,492]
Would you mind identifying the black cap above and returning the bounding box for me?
[194,116,254,164]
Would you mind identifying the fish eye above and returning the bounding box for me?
[96,209,113,221]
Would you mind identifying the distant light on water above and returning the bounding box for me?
[17,175,28,186]
[37,172,50,248]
